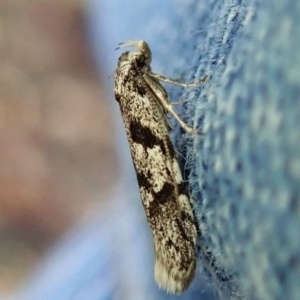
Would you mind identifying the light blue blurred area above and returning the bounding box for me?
[12,0,300,299]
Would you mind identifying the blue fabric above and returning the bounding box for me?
[171,1,300,300]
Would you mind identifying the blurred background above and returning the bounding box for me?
[0,0,117,296]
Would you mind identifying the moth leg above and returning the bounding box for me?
[144,75,204,135]
[149,73,207,88]
[165,103,204,135]
[172,99,184,105]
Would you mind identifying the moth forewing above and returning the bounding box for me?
[114,40,205,294]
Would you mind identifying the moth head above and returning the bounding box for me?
[116,40,152,66]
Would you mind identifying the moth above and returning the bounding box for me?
[114,40,206,294]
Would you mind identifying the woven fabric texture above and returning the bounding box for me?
[169,1,300,299]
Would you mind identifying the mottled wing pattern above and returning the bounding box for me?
[114,47,197,294]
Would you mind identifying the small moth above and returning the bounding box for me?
[114,40,206,294]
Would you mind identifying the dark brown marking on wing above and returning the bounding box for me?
[178,182,187,196]
[155,182,175,205]
[147,182,175,219]
[130,120,162,149]
[115,92,121,103]
[137,172,152,191]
